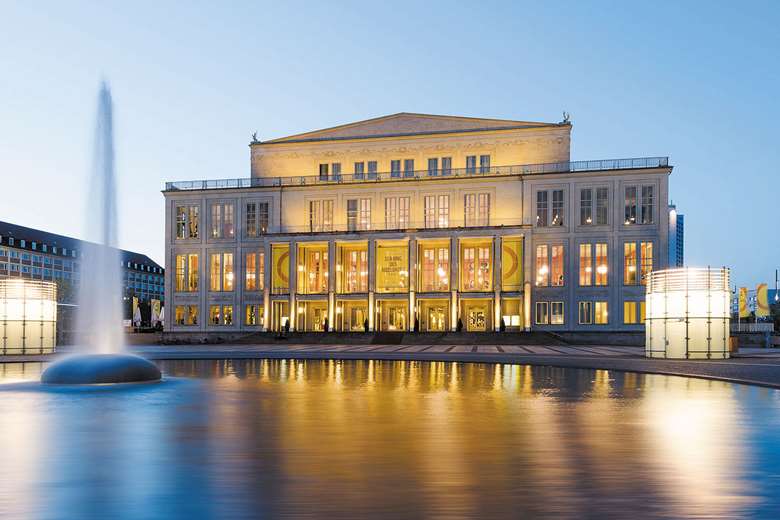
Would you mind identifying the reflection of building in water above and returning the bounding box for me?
[142,360,758,517]
[163,113,672,335]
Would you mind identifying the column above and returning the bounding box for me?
[450,237,458,331]
[289,241,297,331]
[327,240,335,331]
[408,237,416,332]
[494,236,502,331]
[262,240,270,332]
[368,238,376,331]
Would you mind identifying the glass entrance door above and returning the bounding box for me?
[377,301,408,331]
[466,303,488,331]
[271,301,289,332]
[427,306,446,331]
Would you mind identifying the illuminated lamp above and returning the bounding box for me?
[0,279,57,355]
[645,268,730,359]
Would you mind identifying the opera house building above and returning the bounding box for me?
[163,113,671,334]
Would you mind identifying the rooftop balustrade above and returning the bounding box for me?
[165,157,670,191]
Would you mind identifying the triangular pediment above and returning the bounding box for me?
[261,112,556,144]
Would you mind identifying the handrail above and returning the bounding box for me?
[164,156,669,191]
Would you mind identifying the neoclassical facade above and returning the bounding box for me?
[163,113,671,334]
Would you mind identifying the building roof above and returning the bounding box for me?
[0,220,163,271]
[256,112,565,145]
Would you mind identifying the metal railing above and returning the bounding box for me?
[164,156,670,191]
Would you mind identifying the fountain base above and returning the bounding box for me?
[41,354,161,385]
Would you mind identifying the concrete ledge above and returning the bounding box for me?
[162,331,569,346]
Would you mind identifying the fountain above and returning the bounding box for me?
[41,83,160,384]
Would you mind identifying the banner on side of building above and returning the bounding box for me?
[132,296,139,325]
[151,299,161,323]
[756,283,770,317]
[739,287,750,318]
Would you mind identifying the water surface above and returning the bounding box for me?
[1,359,780,519]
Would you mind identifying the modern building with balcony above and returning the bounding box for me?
[163,113,671,335]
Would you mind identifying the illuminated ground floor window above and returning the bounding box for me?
[245,304,264,327]
[500,298,523,329]
[175,305,198,325]
[335,300,368,331]
[460,298,493,331]
[417,298,449,332]
[623,301,638,324]
[209,305,233,326]
[297,300,328,331]
[376,299,407,331]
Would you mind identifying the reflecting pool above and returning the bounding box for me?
[1,360,780,519]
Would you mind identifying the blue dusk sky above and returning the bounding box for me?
[1,1,777,287]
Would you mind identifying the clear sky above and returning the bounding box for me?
[1,1,777,287]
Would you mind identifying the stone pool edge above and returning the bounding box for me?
[5,346,780,390]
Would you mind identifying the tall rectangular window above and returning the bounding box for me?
[175,254,186,291]
[596,187,608,225]
[624,186,637,225]
[391,160,401,178]
[641,186,655,224]
[536,191,548,227]
[319,163,329,180]
[535,245,548,286]
[437,195,449,228]
[331,162,341,180]
[441,157,452,175]
[257,202,269,233]
[550,302,564,324]
[595,243,608,286]
[424,195,449,228]
[211,203,234,238]
[595,301,609,324]
[347,199,371,231]
[175,205,199,239]
[245,203,257,238]
[466,155,477,174]
[640,241,653,285]
[551,190,564,226]
[624,242,637,285]
[354,161,365,179]
[340,245,368,293]
[578,302,593,324]
[624,301,638,324]
[223,253,234,291]
[367,161,378,179]
[579,243,592,286]
[419,244,450,292]
[210,252,233,292]
[460,243,492,291]
[245,252,257,291]
[309,200,333,232]
[465,193,490,226]
[535,302,549,325]
[403,159,414,177]
[210,253,221,291]
[580,189,593,225]
[188,254,199,291]
[427,158,439,176]
[551,245,564,286]
[479,154,490,173]
[176,207,186,239]
[385,197,410,230]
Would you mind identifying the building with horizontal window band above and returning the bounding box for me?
[163,113,670,333]
[0,221,164,341]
